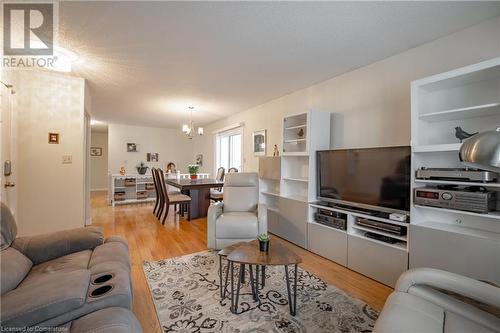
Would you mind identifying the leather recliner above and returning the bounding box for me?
[374,268,500,333]
[0,202,142,332]
[207,172,267,249]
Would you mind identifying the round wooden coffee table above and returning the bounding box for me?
[226,240,302,316]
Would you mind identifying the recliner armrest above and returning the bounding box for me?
[12,227,104,264]
[1,269,90,328]
[257,203,268,235]
[207,202,224,249]
[396,268,500,309]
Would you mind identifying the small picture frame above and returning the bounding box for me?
[127,143,137,152]
[90,147,102,156]
[48,132,59,144]
[253,130,266,156]
[147,153,159,162]
[196,154,203,166]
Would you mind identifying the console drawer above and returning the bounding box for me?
[307,222,347,266]
[347,234,408,287]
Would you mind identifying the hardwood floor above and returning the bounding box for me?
[91,191,392,332]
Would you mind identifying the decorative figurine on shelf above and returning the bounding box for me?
[119,166,126,175]
[166,162,176,173]
[136,162,149,175]
[455,126,478,143]
[273,144,280,157]
[297,128,304,138]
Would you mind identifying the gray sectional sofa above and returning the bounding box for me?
[0,202,142,332]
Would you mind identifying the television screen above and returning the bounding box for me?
[317,146,411,212]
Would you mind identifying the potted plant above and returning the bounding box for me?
[136,162,149,175]
[257,233,270,252]
[188,164,200,179]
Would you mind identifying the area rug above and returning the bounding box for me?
[144,250,378,333]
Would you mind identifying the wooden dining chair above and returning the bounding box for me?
[152,168,166,220]
[228,167,238,173]
[210,167,225,202]
[151,168,161,218]
[158,169,192,224]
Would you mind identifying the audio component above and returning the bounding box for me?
[364,232,399,244]
[356,218,407,236]
[414,187,497,213]
[315,209,347,231]
[416,168,498,183]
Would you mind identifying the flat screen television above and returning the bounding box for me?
[317,146,411,213]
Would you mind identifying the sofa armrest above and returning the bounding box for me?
[257,203,268,235]
[207,202,224,249]
[1,269,90,328]
[396,268,500,309]
[12,227,104,264]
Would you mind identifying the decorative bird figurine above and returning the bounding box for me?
[455,126,478,143]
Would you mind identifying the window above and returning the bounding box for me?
[216,127,243,173]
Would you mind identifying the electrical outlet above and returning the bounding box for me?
[62,155,72,164]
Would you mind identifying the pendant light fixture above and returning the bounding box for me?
[182,106,204,139]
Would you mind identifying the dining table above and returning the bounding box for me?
[165,178,224,219]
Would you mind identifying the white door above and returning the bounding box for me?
[0,79,17,214]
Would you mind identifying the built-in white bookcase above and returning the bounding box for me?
[259,110,331,248]
[410,57,500,285]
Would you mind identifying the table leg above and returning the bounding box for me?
[234,263,244,314]
[223,258,230,299]
[230,261,234,312]
[255,265,260,296]
[293,264,298,316]
[241,264,245,283]
[284,265,297,316]
[262,265,266,287]
[249,264,257,301]
[219,256,223,299]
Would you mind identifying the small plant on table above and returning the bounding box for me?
[257,233,270,252]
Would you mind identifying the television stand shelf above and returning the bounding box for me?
[308,202,409,287]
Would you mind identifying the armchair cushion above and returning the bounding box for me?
[216,212,258,238]
[1,202,18,250]
[223,173,258,212]
[0,247,32,294]
[12,227,104,265]
[1,269,90,328]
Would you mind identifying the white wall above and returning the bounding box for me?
[193,16,500,175]
[9,70,86,236]
[90,131,108,190]
[108,124,194,175]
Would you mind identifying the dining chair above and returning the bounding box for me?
[158,169,192,224]
[228,167,238,173]
[151,168,160,219]
[210,167,225,202]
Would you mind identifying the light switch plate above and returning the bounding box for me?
[62,155,72,164]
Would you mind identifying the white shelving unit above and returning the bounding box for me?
[109,174,156,206]
[410,57,500,285]
[307,202,409,287]
[258,110,331,248]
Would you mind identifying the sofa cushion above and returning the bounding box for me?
[0,247,32,295]
[444,311,495,333]
[68,307,142,333]
[216,212,258,238]
[1,202,17,250]
[89,240,130,272]
[12,227,103,265]
[373,292,444,333]
[21,250,92,286]
[1,269,90,328]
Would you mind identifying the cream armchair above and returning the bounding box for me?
[207,172,267,249]
[374,268,500,333]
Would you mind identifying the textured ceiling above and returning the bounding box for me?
[59,1,500,128]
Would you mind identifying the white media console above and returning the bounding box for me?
[260,57,500,288]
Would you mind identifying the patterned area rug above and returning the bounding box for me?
[144,250,378,333]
